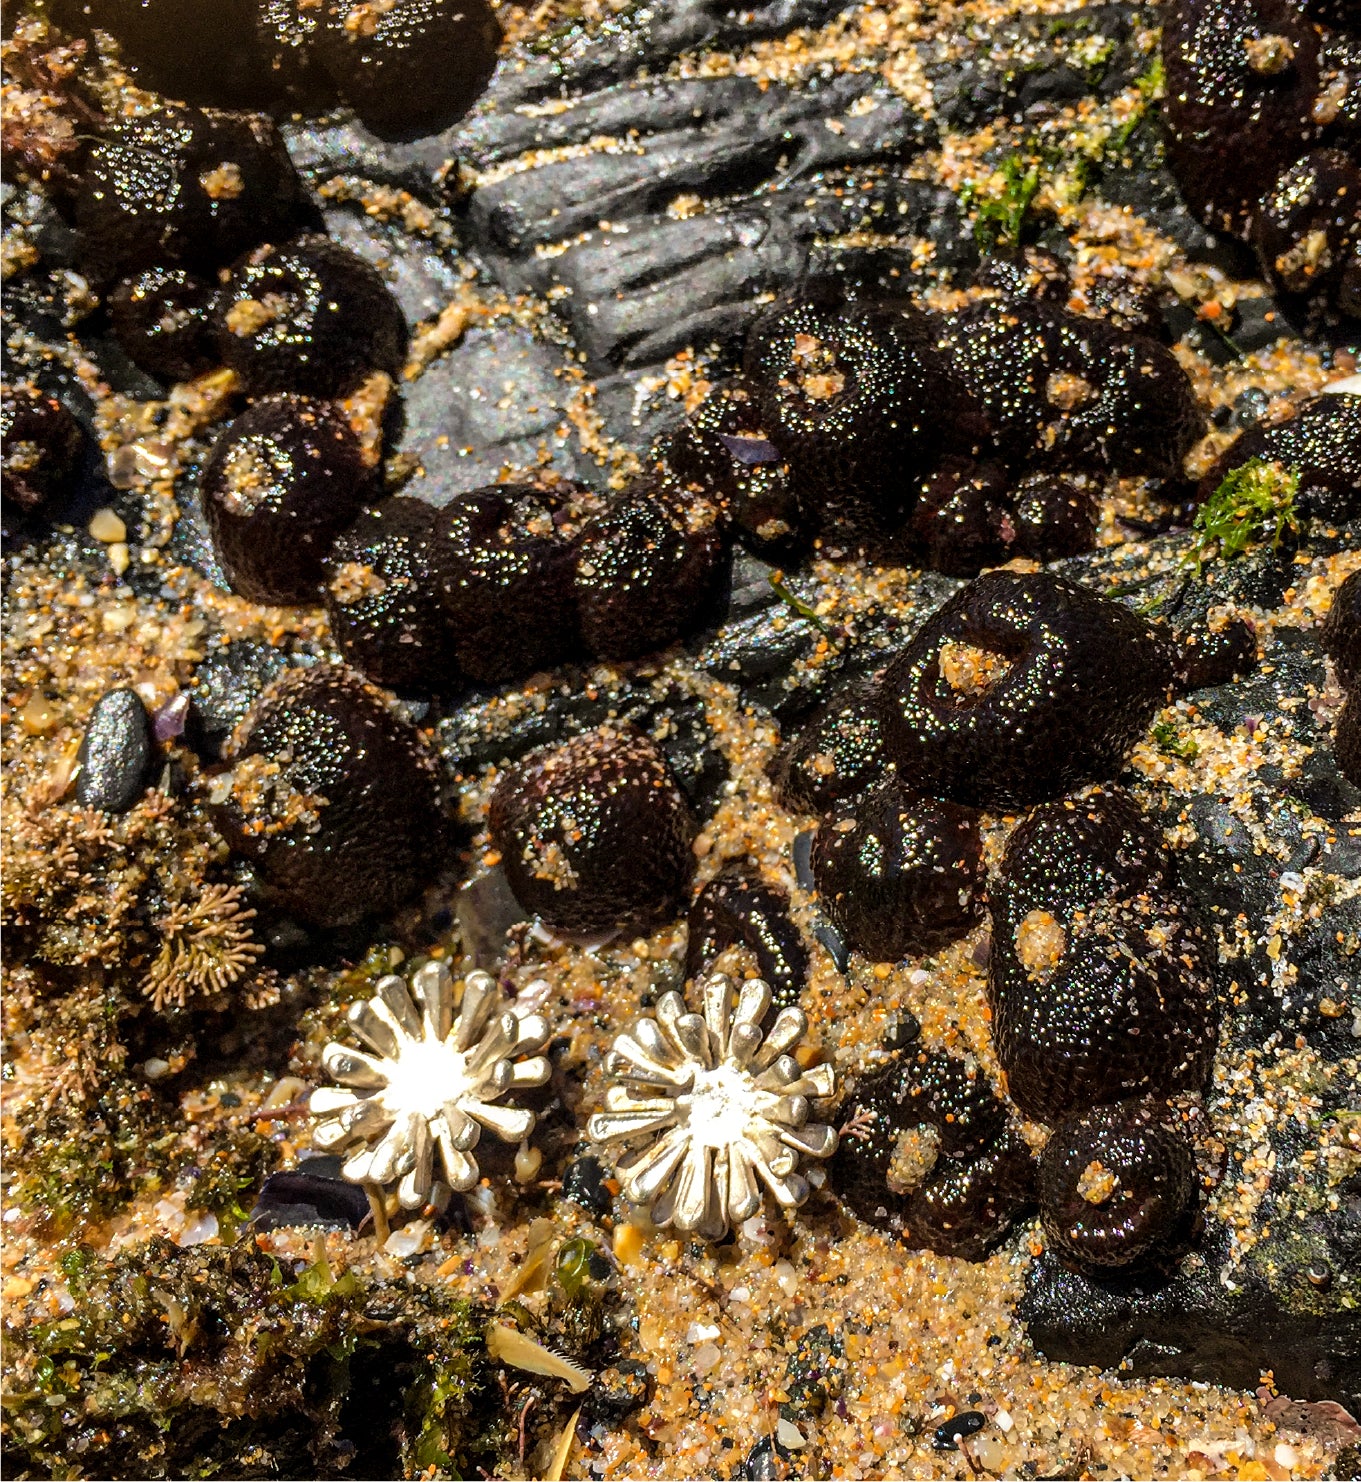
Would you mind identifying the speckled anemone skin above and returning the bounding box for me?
[587,973,838,1241]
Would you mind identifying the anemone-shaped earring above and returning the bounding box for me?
[311,963,551,1210]
[587,974,838,1240]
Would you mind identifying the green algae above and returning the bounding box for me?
[1190,458,1301,571]
[2,1239,489,1480]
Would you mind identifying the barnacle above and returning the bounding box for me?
[310,963,551,1209]
[586,974,837,1240]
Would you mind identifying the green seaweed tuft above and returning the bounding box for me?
[1188,458,1301,570]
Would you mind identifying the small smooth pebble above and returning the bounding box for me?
[19,694,57,735]
[776,1419,806,1450]
[933,1410,986,1451]
[971,1435,1008,1471]
[384,1220,434,1258]
[89,507,127,543]
[176,1211,219,1247]
[75,688,155,813]
[514,1143,543,1182]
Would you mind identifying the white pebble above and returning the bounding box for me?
[776,1419,806,1450]
[89,507,126,543]
[686,1322,721,1343]
[1275,1443,1299,1470]
[729,1285,751,1304]
[972,1435,1009,1471]
[774,1259,798,1296]
[995,1407,1014,1433]
[176,1211,219,1247]
[385,1219,434,1258]
[1321,374,1361,396]
[141,1057,171,1080]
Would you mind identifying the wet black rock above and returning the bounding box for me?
[683,868,809,1013]
[313,0,502,140]
[201,394,376,605]
[488,726,696,934]
[933,1411,986,1451]
[559,1153,613,1218]
[877,570,1175,810]
[74,105,305,283]
[250,1155,371,1230]
[75,687,157,813]
[812,778,984,962]
[1022,1218,1361,1409]
[106,266,218,384]
[459,61,935,371]
[0,385,85,515]
[213,235,408,399]
[214,664,444,928]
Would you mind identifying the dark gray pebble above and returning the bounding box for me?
[933,1411,986,1451]
[250,1155,371,1232]
[75,687,155,812]
[560,1154,613,1217]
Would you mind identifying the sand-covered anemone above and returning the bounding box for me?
[310,963,551,1209]
[587,974,837,1240]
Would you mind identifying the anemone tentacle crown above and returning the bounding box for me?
[588,974,838,1240]
[311,963,550,1209]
